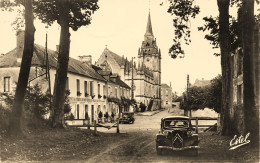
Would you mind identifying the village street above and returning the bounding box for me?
[1,108,257,162]
[83,109,255,163]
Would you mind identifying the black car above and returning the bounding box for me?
[155,116,199,156]
[119,112,135,124]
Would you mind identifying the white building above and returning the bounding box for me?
[0,30,130,123]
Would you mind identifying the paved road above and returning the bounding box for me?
[86,109,218,163]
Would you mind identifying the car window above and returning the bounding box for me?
[164,119,189,128]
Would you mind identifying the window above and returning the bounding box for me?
[90,81,94,96]
[98,105,101,113]
[98,84,100,95]
[237,52,243,75]
[4,77,10,92]
[76,79,80,96]
[84,81,88,96]
[103,85,106,96]
[108,86,111,96]
[76,104,79,119]
[85,105,88,113]
[104,105,106,112]
[166,101,168,105]
[115,87,117,98]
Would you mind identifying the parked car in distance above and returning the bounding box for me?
[155,116,199,156]
[119,112,135,124]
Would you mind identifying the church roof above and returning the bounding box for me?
[102,48,133,69]
[161,84,171,89]
[145,12,153,36]
[102,48,125,67]
[0,44,106,82]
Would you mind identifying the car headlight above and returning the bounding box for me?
[163,131,168,136]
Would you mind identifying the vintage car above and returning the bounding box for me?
[155,116,199,156]
[119,112,135,124]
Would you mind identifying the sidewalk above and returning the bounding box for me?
[135,108,165,116]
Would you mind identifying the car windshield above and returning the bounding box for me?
[122,113,133,118]
[164,119,189,128]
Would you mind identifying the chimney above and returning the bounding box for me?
[78,55,92,66]
[56,45,60,53]
[16,30,25,60]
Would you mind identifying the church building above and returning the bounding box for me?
[96,12,162,111]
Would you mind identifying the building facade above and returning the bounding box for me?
[161,83,172,109]
[0,30,131,124]
[96,12,161,111]
[231,22,260,134]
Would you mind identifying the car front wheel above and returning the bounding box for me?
[156,142,162,155]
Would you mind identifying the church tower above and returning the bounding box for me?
[138,11,161,107]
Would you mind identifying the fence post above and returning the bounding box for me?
[117,119,120,133]
[94,120,97,135]
[196,117,198,134]
[88,119,90,130]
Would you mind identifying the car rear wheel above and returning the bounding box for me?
[156,142,162,155]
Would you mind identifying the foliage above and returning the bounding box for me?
[165,0,200,58]
[178,75,222,113]
[69,113,74,120]
[198,15,242,56]
[2,84,51,119]
[1,0,99,31]
[173,96,183,102]
[204,75,222,113]
[121,97,134,105]
[139,102,146,112]
[25,84,51,119]
[64,90,71,114]
[107,97,120,104]
[33,0,99,31]
[198,1,260,57]
[0,104,11,134]
[186,86,206,110]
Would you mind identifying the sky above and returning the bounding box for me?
[1,0,252,95]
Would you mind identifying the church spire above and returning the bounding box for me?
[145,11,153,37]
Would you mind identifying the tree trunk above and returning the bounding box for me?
[217,0,234,136]
[241,0,259,147]
[51,0,70,128]
[8,0,35,135]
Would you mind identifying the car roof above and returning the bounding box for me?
[162,116,190,120]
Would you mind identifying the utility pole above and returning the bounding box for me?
[131,57,135,100]
[187,74,192,118]
[45,32,52,115]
